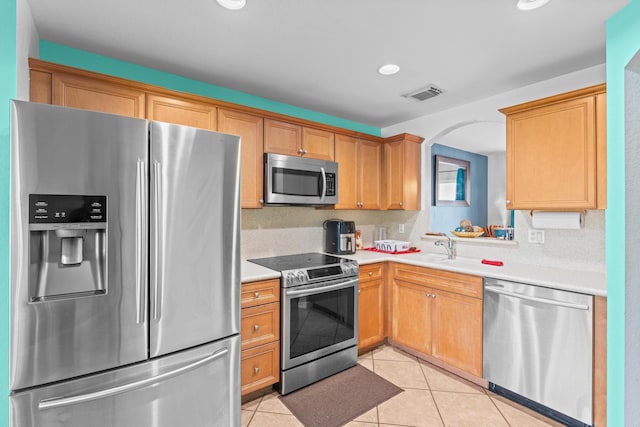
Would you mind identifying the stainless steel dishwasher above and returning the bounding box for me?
[483,278,593,426]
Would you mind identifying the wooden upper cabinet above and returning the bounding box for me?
[302,127,334,160]
[358,139,383,209]
[333,135,382,209]
[383,134,423,210]
[264,119,301,156]
[264,119,335,160]
[218,108,264,209]
[334,134,359,209]
[146,93,216,130]
[52,72,145,118]
[501,83,606,210]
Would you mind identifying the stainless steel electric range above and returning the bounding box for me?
[248,253,359,394]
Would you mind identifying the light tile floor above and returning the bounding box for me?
[241,345,564,427]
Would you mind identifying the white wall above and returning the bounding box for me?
[16,0,38,100]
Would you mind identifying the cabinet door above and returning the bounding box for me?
[264,119,301,156]
[358,139,383,210]
[384,139,421,210]
[431,289,482,376]
[334,134,359,209]
[241,342,280,396]
[391,279,431,354]
[302,127,335,160]
[506,95,597,210]
[218,109,265,208]
[146,94,216,130]
[358,278,385,350]
[53,73,145,118]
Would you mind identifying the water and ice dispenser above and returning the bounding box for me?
[29,194,107,302]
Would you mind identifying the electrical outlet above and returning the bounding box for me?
[399,224,405,234]
[528,228,545,244]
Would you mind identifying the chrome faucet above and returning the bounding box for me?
[434,236,455,259]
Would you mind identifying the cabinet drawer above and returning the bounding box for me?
[359,263,384,282]
[241,279,280,308]
[241,342,280,396]
[241,302,280,350]
[392,263,482,299]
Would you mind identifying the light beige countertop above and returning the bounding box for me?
[241,260,281,283]
[241,251,606,297]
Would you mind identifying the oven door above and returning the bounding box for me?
[282,277,358,370]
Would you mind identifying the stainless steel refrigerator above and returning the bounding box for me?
[9,100,241,427]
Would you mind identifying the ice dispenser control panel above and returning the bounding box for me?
[28,194,108,302]
[29,194,106,225]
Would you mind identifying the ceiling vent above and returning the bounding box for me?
[402,84,445,102]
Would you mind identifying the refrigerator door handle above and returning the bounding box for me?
[135,160,147,324]
[153,161,163,321]
[38,347,230,410]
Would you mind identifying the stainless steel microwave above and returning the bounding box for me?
[263,153,338,205]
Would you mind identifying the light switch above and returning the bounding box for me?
[528,228,545,244]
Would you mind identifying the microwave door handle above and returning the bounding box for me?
[319,167,327,200]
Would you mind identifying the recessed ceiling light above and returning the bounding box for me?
[516,0,551,11]
[216,0,246,10]
[378,64,400,76]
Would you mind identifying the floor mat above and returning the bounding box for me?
[279,364,403,427]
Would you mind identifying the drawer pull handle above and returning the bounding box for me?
[254,292,260,298]
[254,367,260,374]
[253,324,260,331]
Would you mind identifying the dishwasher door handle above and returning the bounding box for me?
[484,286,590,311]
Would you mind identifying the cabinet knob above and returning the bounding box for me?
[254,367,260,374]
[368,271,373,276]
[302,149,308,154]
[297,148,304,154]
[259,199,264,204]
[399,202,403,207]
[254,292,260,298]
[426,293,431,297]
[506,200,511,205]
[253,324,260,331]
[432,294,436,299]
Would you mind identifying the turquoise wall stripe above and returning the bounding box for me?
[39,41,381,137]
[1,0,17,424]
[606,1,640,425]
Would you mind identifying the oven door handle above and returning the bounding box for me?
[285,278,358,297]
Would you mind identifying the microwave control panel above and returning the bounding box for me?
[326,173,336,196]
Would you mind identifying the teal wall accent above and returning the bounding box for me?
[1,0,16,424]
[606,1,640,425]
[39,41,381,137]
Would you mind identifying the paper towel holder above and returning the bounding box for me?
[528,209,587,217]
[529,210,586,230]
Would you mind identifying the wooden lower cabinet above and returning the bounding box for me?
[390,263,483,376]
[241,279,280,397]
[358,263,386,351]
[241,342,280,396]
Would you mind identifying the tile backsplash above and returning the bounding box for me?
[241,207,606,274]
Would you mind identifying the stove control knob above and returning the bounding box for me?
[296,271,306,282]
[286,273,295,285]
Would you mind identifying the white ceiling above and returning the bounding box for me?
[26,0,627,131]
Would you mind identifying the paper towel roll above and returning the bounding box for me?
[531,211,583,229]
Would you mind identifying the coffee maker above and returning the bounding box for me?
[323,219,356,255]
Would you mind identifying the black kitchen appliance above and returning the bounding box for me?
[323,219,356,255]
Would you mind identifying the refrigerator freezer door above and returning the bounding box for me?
[149,122,241,357]
[10,101,149,390]
[10,335,241,427]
